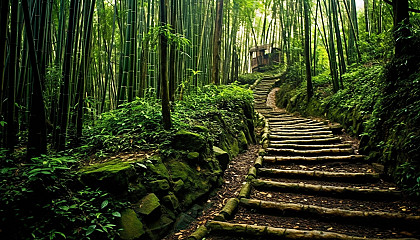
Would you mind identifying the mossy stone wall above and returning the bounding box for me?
[77,101,256,239]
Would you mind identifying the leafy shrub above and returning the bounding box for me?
[82,84,253,156]
[0,154,129,240]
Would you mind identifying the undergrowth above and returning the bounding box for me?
[0,83,254,239]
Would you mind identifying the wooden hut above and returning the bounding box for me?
[249,44,281,72]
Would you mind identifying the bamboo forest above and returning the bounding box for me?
[1,0,420,239]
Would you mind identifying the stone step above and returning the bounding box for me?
[269,134,335,140]
[269,119,315,125]
[206,221,418,240]
[263,155,366,164]
[269,130,333,136]
[257,168,380,182]
[270,121,326,127]
[267,117,308,121]
[240,198,420,228]
[266,148,355,156]
[268,143,351,150]
[270,127,331,132]
[252,179,402,200]
[269,137,341,143]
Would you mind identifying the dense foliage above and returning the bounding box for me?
[0,84,253,239]
[273,32,420,195]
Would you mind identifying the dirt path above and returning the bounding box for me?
[166,76,420,240]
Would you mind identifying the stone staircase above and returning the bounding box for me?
[188,76,420,240]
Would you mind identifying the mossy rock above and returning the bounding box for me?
[146,214,174,239]
[220,133,240,157]
[127,182,148,202]
[172,130,206,152]
[137,193,161,217]
[79,159,135,194]
[238,130,248,151]
[230,138,240,157]
[119,209,145,240]
[149,179,170,193]
[166,159,211,207]
[173,213,195,231]
[213,146,230,170]
[162,193,179,210]
[173,179,184,192]
[144,156,170,180]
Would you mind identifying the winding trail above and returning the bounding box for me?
[188,76,420,240]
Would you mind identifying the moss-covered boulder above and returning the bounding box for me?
[146,214,174,239]
[142,156,170,180]
[172,130,206,152]
[238,130,248,151]
[219,133,240,158]
[213,146,230,170]
[119,209,145,240]
[162,193,179,210]
[149,179,170,193]
[166,159,211,207]
[137,193,161,217]
[127,182,148,202]
[173,179,184,192]
[79,159,135,194]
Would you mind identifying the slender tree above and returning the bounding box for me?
[5,0,18,154]
[303,0,313,99]
[160,0,172,129]
[22,0,47,158]
[212,0,223,85]
[75,0,96,139]
[54,0,80,150]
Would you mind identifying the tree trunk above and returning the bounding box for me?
[0,1,10,138]
[54,0,79,150]
[22,0,47,158]
[303,0,313,99]
[160,0,172,130]
[364,0,370,35]
[212,0,223,85]
[331,0,346,87]
[169,0,177,102]
[392,0,410,57]
[75,0,96,140]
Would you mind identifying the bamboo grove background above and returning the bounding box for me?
[1,0,419,157]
